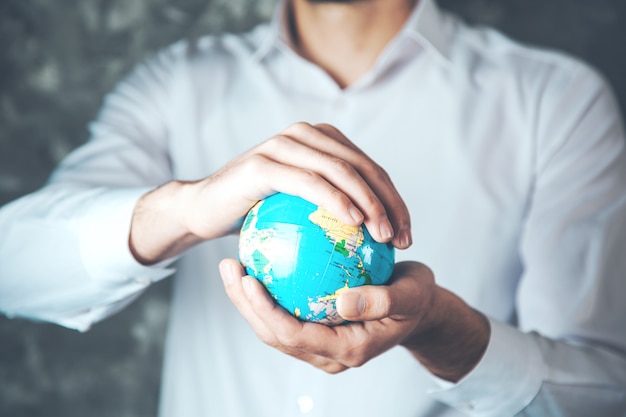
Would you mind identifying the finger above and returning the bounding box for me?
[214,152,365,228]
[255,132,384,225]
[312,123,413,249]
[260,123,392,242]
[219,258,279,345]
[240,270,407,368]
[311,123,361,151]
[220,259,349,373]
[240,272,350,355]
[336,261,435,321]
[253,137,373,223]
[240,274,351,373]
[236,121,411,247]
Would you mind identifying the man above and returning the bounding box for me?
[1,0,626,415]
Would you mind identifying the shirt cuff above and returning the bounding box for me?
[427,318,546,416]
[77,187,175,286]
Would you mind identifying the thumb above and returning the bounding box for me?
[336,261,434,321]
[336,286,394,321]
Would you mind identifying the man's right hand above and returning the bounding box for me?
[129,122,412,264]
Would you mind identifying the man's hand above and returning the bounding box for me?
[220,259,490,382]
[129,122,412,264]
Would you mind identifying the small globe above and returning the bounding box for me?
[238,193,395,325]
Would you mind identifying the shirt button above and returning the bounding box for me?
[297,395,314,414]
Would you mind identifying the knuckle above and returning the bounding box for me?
[342,351,368,369]
[298,168,322,186]
[314,123,353,147]
[262,134,293,152]
[329,156,356,176]
[322,362,349,374]
[337,337,370,368]
[313,122,334,131]
[282,121,314,137]
[377,166,392,182]
[364,192,382,208]
[314,122,340,137]
[397,218,412,231]
[243,153,270,172]
[328,187,347,203]
[362,161,390,182]
[276,332,302,349]
[256,331,279,348]
[373,289,394,317]
[362,193,386,218]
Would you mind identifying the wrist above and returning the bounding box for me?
[402,287,490,382]
[130,180,201,264]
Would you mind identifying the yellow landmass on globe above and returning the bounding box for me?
[317,280,350,302]
[306,281,351,325]
[308,207,364,257]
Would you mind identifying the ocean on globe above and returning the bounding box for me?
[238,193,395,326]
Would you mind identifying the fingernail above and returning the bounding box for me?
[398,227,412,248]
[349,206,364,224]
[339,292,365,319]
[379,219,394,241]
[219,261,234,286]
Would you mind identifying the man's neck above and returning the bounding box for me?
[290,0,418,89]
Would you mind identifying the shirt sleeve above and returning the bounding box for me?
[0,42,188,331]
[428,61,626,415]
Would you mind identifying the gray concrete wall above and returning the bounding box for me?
[1,1,625,415]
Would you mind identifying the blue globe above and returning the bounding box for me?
[238,193,395,325]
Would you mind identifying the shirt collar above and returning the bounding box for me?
[251,0,455,64]
[402,0,454,64]
[250,2,292,62]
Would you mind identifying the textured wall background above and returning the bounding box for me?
[1,0,625,416]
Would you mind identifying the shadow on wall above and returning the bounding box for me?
[0,1,275,416]
[0,0,625,416]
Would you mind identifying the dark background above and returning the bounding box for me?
[1,0,625,415]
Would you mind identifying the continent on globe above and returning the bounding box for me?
[238,193,395,325]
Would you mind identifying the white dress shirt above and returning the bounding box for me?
[2,1,626,416]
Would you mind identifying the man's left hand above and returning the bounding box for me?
[219,259,490,381]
